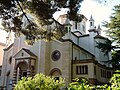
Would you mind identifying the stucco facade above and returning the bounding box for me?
[0,42,6,89]
[0,14,115,90]
[0,42,6,65]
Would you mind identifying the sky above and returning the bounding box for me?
[80,0,120,32]
[0,0,120,44]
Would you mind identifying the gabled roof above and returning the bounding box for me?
[14,48,37,58]
[22,48,37,57]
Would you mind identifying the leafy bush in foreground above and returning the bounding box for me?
[14,70,120,90]
[14,73,65,90]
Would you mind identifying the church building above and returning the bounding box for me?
[0,14,115,89]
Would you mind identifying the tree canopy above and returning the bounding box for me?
[0,0,84,44]
[104,4,120,44]
[96,4,120,67]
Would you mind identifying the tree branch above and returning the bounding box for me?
[16,0,32,26]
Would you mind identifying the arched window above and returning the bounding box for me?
[65,27,68,33]
[9,56,12,64]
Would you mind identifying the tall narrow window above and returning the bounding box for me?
[94,66,96,75]
[79,66,82,74]
[101,69,103,77]
[90,22,93,26]
[76,66,78,74]
[65,27,68,33]
[76,65,88,75]
[75,22,77,29]
[85,65,88,74]
[107,71,111,78]
[82,66,84,74]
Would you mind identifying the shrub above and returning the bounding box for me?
[14,73,65,90]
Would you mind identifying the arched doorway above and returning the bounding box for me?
[16,62,28,81]
[50,68,62,81]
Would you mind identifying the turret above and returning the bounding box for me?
[89,15,95,29]
[97,25,102,35]
[63,17,72,39]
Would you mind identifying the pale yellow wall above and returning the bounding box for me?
[73,63,94,80]
[73,45,93,60]
[73,62,114,84]
[0,43,5,65]
[48,40,72,85]
[0,45,13,86]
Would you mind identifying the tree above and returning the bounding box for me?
[104,4,120,45]
[96,4,120,67]
[96,39,113,55]
[0,0,84,44]
[14,73,65,90]
[111,50,120,68]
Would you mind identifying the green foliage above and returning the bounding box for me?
[68,78,92,90]
[14,71,120,90]
[96,39,112,55]
[67,71,120,90]
[0,0,84,43]
[111,50,120,68]
[14,73,65,90]
[109,70,120,90]
[104,4,120,44]
[96,40,120,67]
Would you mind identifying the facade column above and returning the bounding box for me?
[27,59,31,77]
[12,69,17,89]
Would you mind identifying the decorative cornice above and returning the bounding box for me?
[60,39,95,57]
[79,34,89,37]
[72,59,116,70]
[71,32,79,38]
[13,48,37,58]
[94,35,108,40]
[73,31,82,35]
[4,43,13,51]
[88,29,97,33]
[15,57,37,60]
